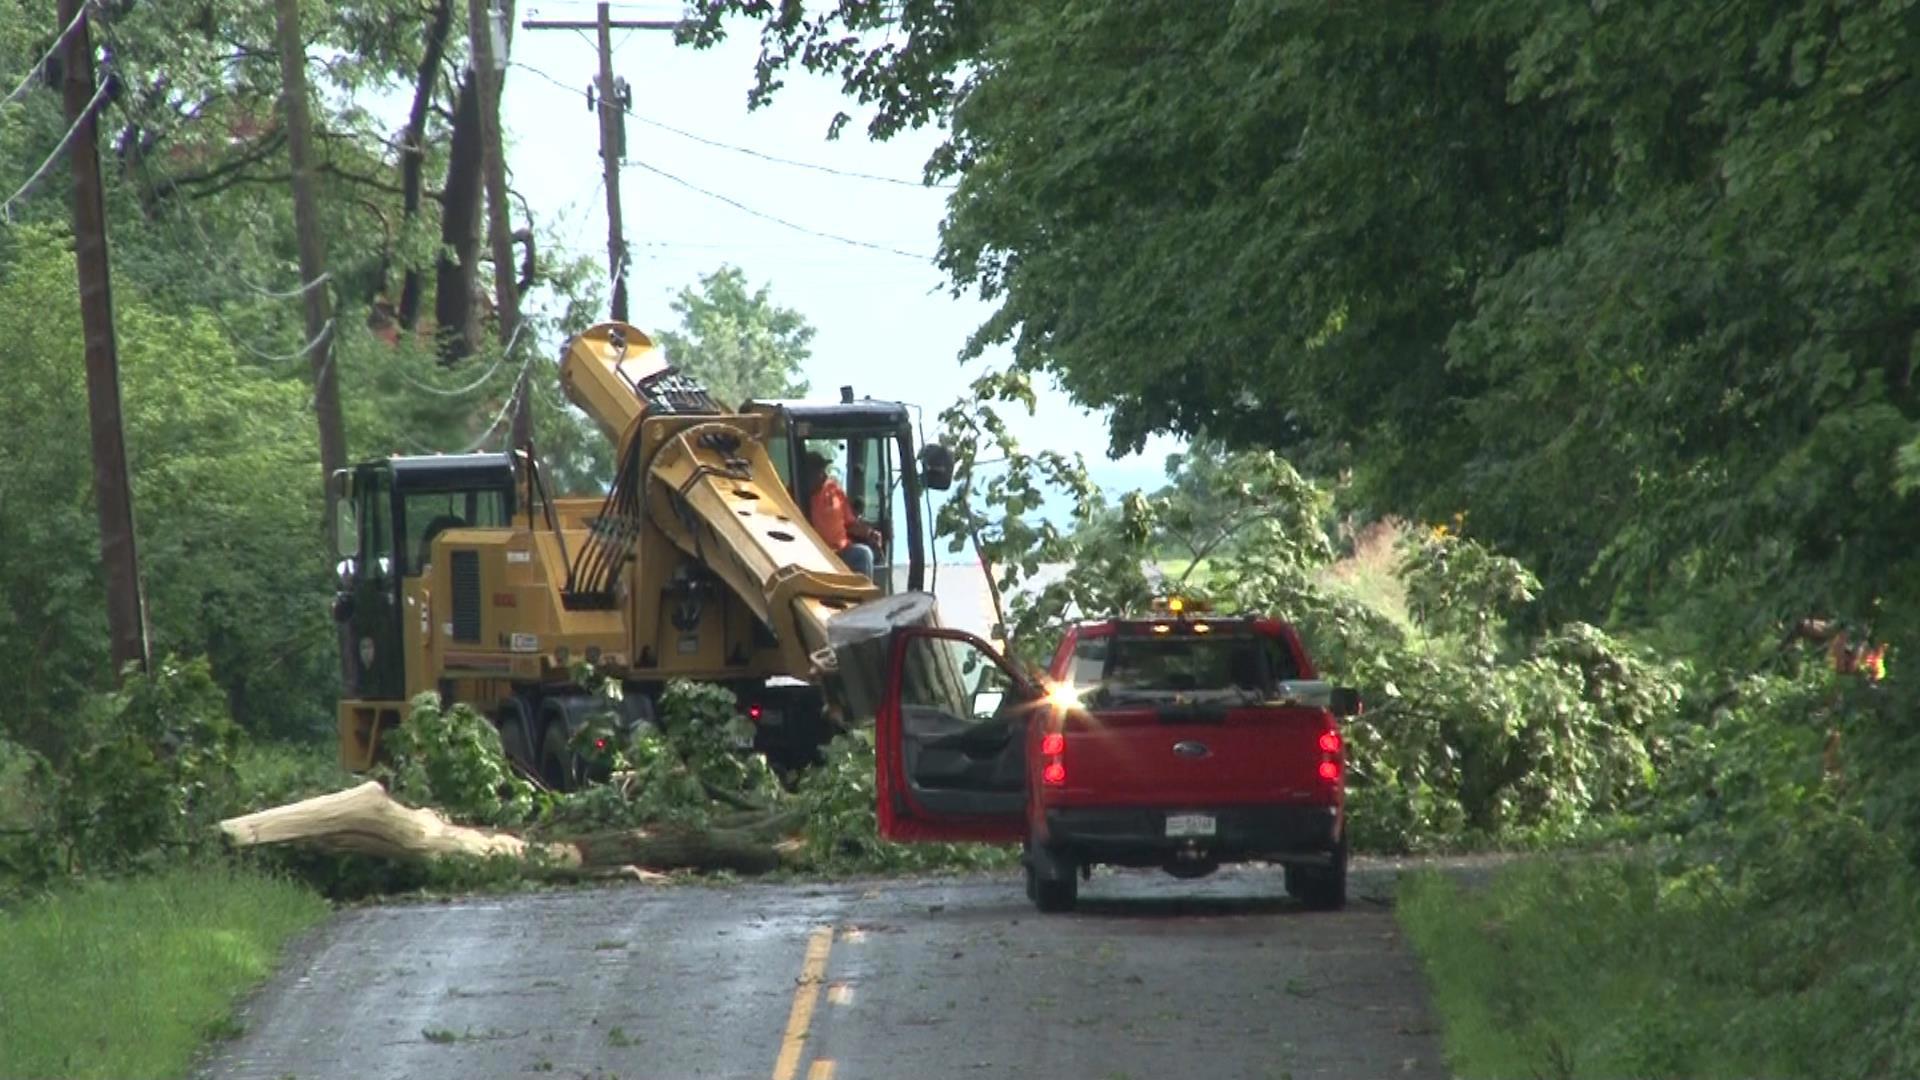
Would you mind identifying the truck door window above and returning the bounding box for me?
[897,635,1025,809]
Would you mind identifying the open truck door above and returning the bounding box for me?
[875,626,1034,843]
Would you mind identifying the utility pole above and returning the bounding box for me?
[522,3,678,324]
[466,0,530,448]
[272,0,349,548]
[61,0,150,680]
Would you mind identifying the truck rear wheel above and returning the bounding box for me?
[1025,843,1079,913]
[1287,843,1348,911]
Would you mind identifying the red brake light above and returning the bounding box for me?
[593,738,608,751]
[748,704,764,720]
[1042,761,1067,786]
[1317,760,1341,782]
[1040,732,1065,756]
[1317,730,1341,753]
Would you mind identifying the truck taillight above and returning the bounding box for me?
[1317,726,1343,785]
[1041,730,1066,785]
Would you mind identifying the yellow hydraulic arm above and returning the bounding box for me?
[557,322,917,685]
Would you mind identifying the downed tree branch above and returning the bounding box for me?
[219,781,793,877]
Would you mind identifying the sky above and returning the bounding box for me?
[498,2,1184,514]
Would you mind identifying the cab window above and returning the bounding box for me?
[360,471,393,575]
[1068,635,1108,686]
[400,488,507,575]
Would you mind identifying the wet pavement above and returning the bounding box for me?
[198,862,1451,1080]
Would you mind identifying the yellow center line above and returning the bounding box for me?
[771,925,835,1080]
[807,1061,837,1080]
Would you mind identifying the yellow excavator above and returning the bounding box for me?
[328,322,951,786]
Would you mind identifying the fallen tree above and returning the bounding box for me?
[219,780,795,877]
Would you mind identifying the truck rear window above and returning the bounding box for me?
[1073,633,1299,702]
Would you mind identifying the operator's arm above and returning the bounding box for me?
[834,487,883,547]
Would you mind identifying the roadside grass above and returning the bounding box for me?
[1399,855,1920,1080]
[0,865,328,1079]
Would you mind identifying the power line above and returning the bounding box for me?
[460,345,541,452]
[511,60,950,189]
[395,317,529,398]
[621,156,931,261]
[2,2,91,106]
[90,18,334,306]
[0,78,110,223]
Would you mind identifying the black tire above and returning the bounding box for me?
[1291,844,1348,911]
[538,710,578,792]
[495,694,538,781]
[1026,844,1079,913]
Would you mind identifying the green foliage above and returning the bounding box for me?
[51,656,244,876]
[1401,851,1920,1080]
[383,693,535,828]
[0,228,333,753]
[655,266,814,410]
[0,865,329,1080]
[542,679,782,832]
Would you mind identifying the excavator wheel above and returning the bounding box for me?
[537,701,581,792]
[494,694,538,782]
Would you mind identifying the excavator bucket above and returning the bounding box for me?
[823,591,942,724]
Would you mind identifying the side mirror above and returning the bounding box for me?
[918,443,955,491]
[1330,686,1362,718]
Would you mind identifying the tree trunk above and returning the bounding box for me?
[433,72,483,364]
[218,782,793,877]
[397,0,453,329]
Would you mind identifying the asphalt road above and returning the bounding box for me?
[197,863,1451,1080]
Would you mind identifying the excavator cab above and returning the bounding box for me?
[329,454,516,764]
[742,394,952,595]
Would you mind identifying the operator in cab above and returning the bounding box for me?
[801,450,884,580]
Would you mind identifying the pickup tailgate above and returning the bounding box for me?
[1055,702,1335,806]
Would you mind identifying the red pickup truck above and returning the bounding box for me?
[870,603,1359,912]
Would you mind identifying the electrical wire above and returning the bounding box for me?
[394,317,529,398]
[458,345,539,452]
[0,79,110,224]
[89,18,334,305]
[511,60,950,189]
[2,3,91,106]
[620,156,931,261]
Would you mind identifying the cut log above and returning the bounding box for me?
[218,782,791,877]
[570,824,783,875]
[219,781,579,866]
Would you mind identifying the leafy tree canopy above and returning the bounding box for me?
[656,265,814,408]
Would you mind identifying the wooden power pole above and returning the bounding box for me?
[522,3,678,324]
[60,0,150,680]
[466,0,530,448]
[272,0,349,545]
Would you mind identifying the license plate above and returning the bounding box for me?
[1165,813,1216,838]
